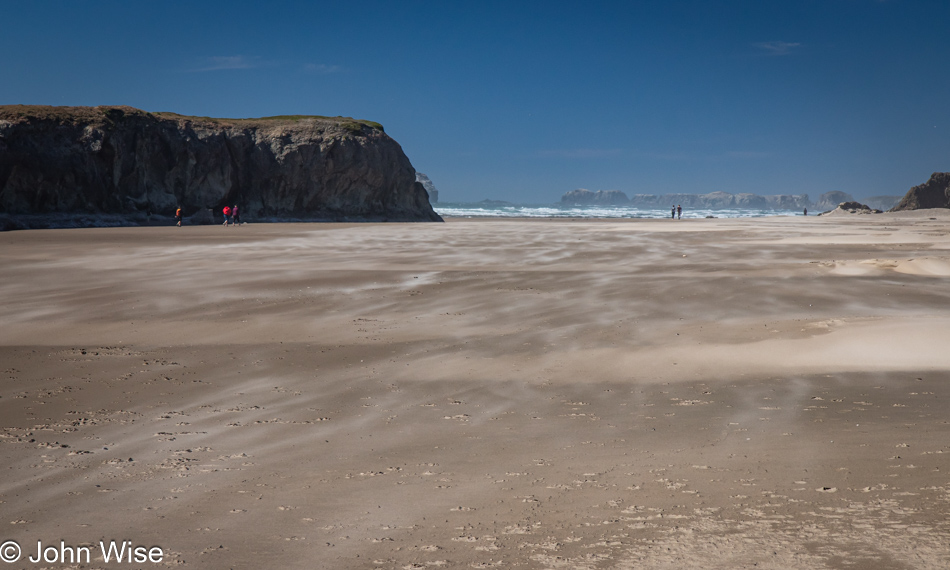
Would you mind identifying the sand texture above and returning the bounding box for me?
[2,212,950,569]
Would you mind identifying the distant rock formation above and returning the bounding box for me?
[564,190,809,209]
[814,191,855,211]
[0,105,442,227]
[763,194,812,209]
[415,172,439,203]
[561,189,629,205]
[634,192,810,209]
[732,193,767,208]
[863,195,902,211]
[891,172,950,211]
[818,201,882,216]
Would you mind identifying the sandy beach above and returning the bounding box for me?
[2,212,949,569]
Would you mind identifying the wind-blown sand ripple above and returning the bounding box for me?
[1,212,949,568]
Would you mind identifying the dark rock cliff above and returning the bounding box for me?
[0,105,442,225]
[891,172,950,211]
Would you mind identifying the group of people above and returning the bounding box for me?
[173,205,242,227]
[222,205,241,226]
[671,205,683,219]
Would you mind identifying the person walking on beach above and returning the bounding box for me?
[223,205,231,226]
[677,205,682,219]
[175,206,182,227]
[232,205,240,225]
[804,207,808,216]
[671,205,676,219]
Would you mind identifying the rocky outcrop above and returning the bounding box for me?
[891,172,950,211]
[0,105,442,226]
[561,189,629,205]
[415,172,438,203]
[818,201,882,216]
[814,191,855,211]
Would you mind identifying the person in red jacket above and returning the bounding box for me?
[175,207,182,227]
[223,206,231,226]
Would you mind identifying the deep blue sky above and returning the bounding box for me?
[2,1,948,203]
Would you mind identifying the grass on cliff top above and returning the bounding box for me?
[152,112,384,132]
[0,105,384,132]
[0,105,151,123]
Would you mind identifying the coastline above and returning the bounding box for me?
[8,203,935,231]
[2,213,949,568]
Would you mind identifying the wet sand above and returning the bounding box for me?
[1,212,949,569]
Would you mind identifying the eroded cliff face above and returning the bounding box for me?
[0,105,442,223]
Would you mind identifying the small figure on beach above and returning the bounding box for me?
[677,205,682,219]
[232,205,240,225]
[223,205,231,226]
[671,205,676,219]
[804,207,808,216]
[175,206,182,227]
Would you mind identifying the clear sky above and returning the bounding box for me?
[2,0,948,203]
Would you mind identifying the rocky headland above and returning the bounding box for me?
[0,105,442,229]
[891,172,950,211]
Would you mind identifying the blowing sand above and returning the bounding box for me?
[1,212,949,569]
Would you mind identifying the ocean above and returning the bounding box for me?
[433,203,807,219]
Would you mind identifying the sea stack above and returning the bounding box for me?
[0,105,442,226]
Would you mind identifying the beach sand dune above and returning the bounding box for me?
[1,213,949,568]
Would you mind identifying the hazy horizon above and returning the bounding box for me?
[426,185,907,205]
